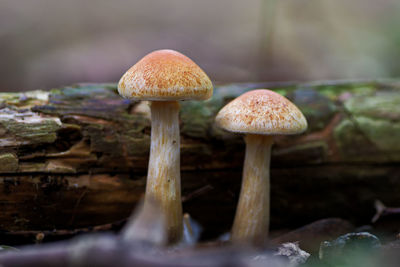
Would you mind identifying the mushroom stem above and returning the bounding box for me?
[145,101,182,243]
[231,134,274,244]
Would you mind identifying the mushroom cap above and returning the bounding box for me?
[118,49,213,101]
[215,89,308,135]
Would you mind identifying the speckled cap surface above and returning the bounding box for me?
[215,89,307,135]
[118,49,213,101]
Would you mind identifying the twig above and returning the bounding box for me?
[372,200,400,223]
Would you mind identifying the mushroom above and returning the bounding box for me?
[118,49,213,243]
[215,89,307,244]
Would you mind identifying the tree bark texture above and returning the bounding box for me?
[0,80,400,239]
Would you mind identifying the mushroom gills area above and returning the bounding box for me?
[146,101,182,243]
[231,134,273,244]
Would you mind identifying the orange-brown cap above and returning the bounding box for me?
[118,49,213,101]
[215,89,307,135]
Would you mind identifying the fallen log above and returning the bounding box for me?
[0,80,400,240]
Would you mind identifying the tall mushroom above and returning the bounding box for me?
[215,89,307,244]
[118,49,213,243]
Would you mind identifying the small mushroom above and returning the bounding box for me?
[215,89,307,244]
[118,49,213,243]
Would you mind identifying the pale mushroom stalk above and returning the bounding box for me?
[231,134,273,243]
[118,49,213,244]
[215,89,307,245]
[145,101,182,243]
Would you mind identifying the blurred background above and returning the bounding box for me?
[1,0,400,92]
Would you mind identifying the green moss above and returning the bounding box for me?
[336,91,400,160]
[344,92,400,120]
[333,119,371,159]
[0,153,18,172]
[0,90,50,107]
[1,119,60,144]
[0,93,21,105]
[355,116,400,151]
[315,82,376,100]
[180,97,225,139]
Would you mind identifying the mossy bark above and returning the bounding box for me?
[1,80,400,239]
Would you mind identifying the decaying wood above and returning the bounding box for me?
[1,80,400,239]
